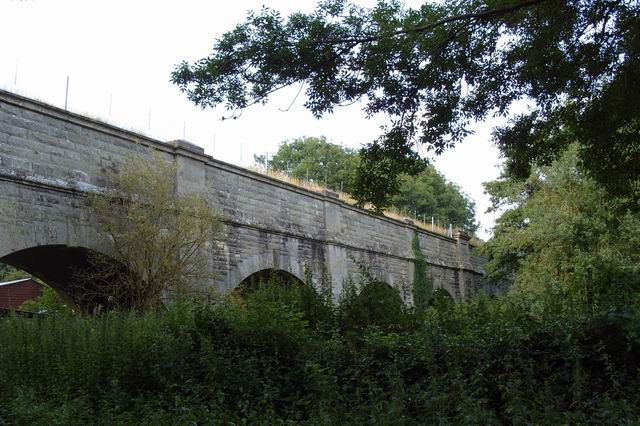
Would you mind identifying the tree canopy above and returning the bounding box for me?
[481,144,640,305]
[256,136,477,232]
[85,154,222,311]
[392,167,477,232]
[172,0,639,209]
[255,136,360,193]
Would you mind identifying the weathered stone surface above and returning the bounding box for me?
[0,89,486,300]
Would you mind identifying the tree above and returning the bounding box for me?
[481,144,640,306]
[392,167,477,232]
[172,0,639,210]
[85,154,222,311]
[257,135,477,231]
[255,136,360,192]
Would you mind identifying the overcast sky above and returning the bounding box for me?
[0,0,507,239]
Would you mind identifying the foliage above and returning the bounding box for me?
[172,0,640,208]
[1,281,639,423]
[235,270,334,331]
[255,136,360,193]
[411,233,432,312]
[19,286,75,316]
[85,153,222,312]
[0,264,28,283]
[393,166,477,232]
[351,133,425,212]
[482,144,640,307]
[257,135,477,230]
[338,279,408,332]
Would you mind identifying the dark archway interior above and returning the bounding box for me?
[356,281,404,315]
[344,280,405,330]
[430,287,454,305]
[234,268,331,326]
[1,245,126,311]
[238,269,305,293]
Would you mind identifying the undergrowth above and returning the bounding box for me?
[0,276,638,424]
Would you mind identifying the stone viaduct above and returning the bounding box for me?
[0,89,485,303]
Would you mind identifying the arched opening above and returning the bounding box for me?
[430,287,454,306]
[237,269,306,293]
[234,268,330,326]
[0,245,128,312]
[343,280,405,330]
[233,269,309,304]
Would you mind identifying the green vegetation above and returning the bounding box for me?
[172,0,639,210]
[19,286,75,316]
[481,144,640,307]
[255,136,360,194]
[84,153,222,311]
[1,277,638,424]
[393,167,477,232]
[256,136,477,231]
[0,264,28,283]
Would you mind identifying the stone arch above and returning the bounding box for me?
[222,252,308,292]
[357,280,404,306]
[232,267,331,326]
[345,280,405,329]
[431,287,454,305]
[0,245,126,310]
[238,268,306,290]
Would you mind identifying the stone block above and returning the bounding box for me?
[0,88,484,301]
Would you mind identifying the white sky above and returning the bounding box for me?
[0,0,506,239]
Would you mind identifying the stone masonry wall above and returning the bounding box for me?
[0,89,484,300]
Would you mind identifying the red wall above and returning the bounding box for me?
[0,280,43,309]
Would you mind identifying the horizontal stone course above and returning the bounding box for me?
[0,89,485,300]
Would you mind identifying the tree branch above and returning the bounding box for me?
[320,0,552,45]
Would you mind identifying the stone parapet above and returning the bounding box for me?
[0,88,485,301]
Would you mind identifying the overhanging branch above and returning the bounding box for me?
[319,0,552,45]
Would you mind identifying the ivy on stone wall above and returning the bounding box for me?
[412,233,432,312]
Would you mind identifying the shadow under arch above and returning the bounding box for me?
[233,269,314,303]
[0,245,128,311]
[430,287,454,306]
[223,252,309,293]
[344,280,405,330]
[233,268,331,326]
[238,268,306,292]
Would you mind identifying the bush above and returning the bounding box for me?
[339,280,409,332]
[0,279,639,423]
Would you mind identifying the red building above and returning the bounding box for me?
[0,278,43,310]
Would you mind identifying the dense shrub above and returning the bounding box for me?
[0,280,639,424]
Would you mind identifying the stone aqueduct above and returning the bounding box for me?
[0,89,485,302]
